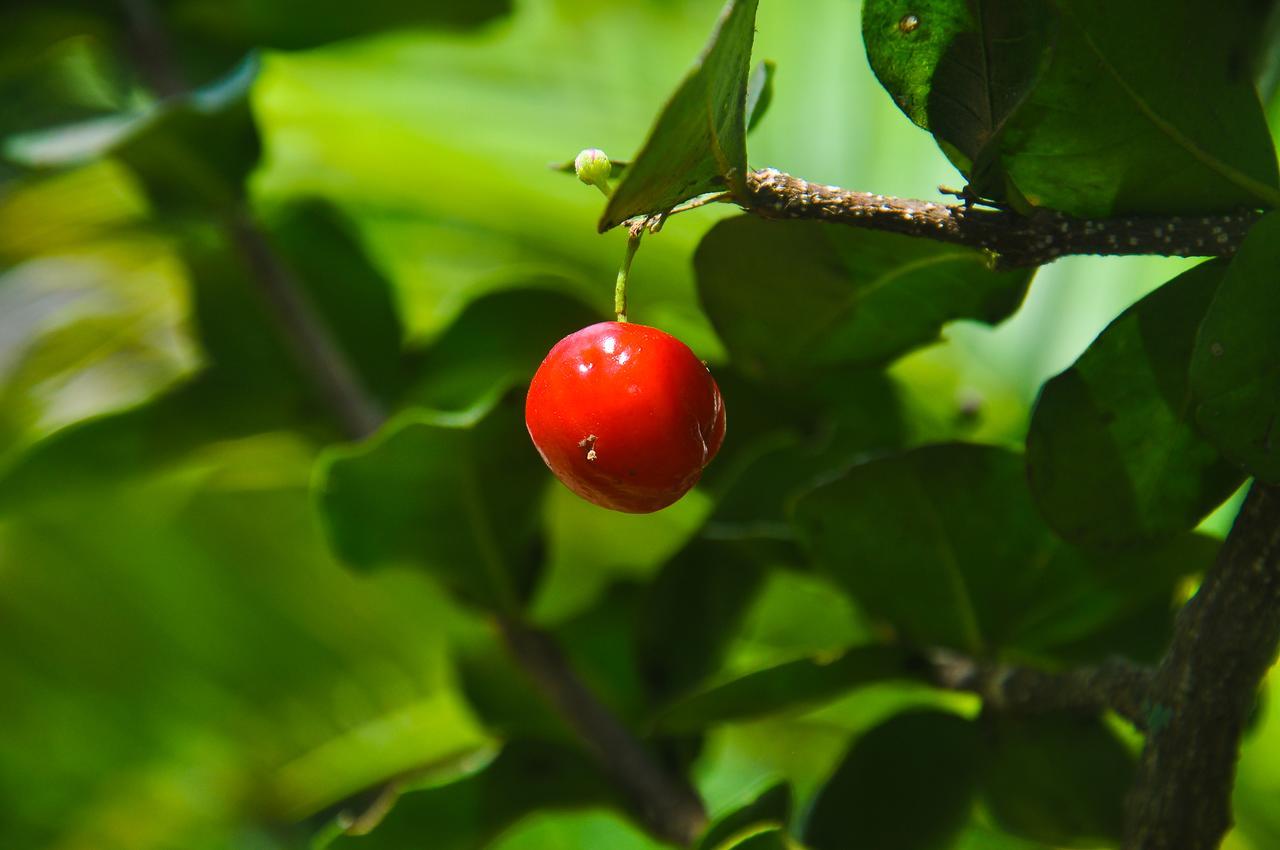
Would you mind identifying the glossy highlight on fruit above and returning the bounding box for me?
[525,321,725,513]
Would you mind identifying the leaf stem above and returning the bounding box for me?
[615,225,643,322]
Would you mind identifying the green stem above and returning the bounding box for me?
[615,228,642,322]
[593,176,612,199]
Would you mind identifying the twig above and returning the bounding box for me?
[1124,482,1280,850]
[924,648,1153,730]
[743,168,1263,268]
[224,211,385,440]
[498,617,708,846]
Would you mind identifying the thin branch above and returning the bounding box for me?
[924,648,1153,730]
[742,168,1263,268]
[498,617,708,846]
[224,211,385,440]
[1124,482,1280,850]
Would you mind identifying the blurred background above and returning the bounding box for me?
[0,1,1276,848]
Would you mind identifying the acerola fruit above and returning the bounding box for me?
[525,321,725,513]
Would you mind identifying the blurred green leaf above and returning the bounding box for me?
[803,710,980,850]
[1027,260,1245,549]
[979,713,1134,846]
[862,0,1055,189]
[697,783,791,850]
[600,0,759,231]
[695,217,1032,377]
[8,54,262,214]
[402,286,602,413]
[315,393,547,610]
[745,59,775,133]
[637,538,768,704]
[329,741,618,850]
[657,647,913,734]
[1191,212,1280,483]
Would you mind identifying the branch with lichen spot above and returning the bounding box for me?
[740,168,1264,268]
[923,648,1153,730]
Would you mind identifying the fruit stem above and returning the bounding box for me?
[615,226,642,322]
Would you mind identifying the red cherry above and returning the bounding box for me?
[525,321,726,513]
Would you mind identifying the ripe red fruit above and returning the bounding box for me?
[525,321,726,513]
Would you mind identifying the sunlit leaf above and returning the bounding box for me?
[600,0,759,230]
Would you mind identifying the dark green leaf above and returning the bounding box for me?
[980,713,1134,846]
[656,647,913,734]
[793,444,1042,654]
[1027,260,1245,548]
[600,0,759,231]
[862,0,1055,186]
[745,59,776,133]
[695,217,1032,376]
[696,783,791,850]
[315,393,548,610]
[1191,212,1280,483]
[793,443,1215,661]
[637,537,768,703]
[863,0,1280,215]
[803,710,980,850]
[402,285,602,413]
[328,741,615,850]
[996,0,1280,215]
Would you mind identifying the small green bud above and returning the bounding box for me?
[574,148,612,186]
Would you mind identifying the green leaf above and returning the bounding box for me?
[862,0,1056,185]
[696,783,791,850]
[315,393,548,610]
[7,54,262,214]
[793,444,1039,654]
[1191,212,1280,483]
[862,0,1280,215]
[998,0,1280,215]
[695,217,1032,377]
[803,710,981,850]
[402,286,602,414]
[979,713,1134,846]
[1026,260,1245,548]
[636,537,768,703]
[599,0,759,231]
[745,60,776,133]
[329,741,617,850]
[793,443,1216,660]
[656,647,913,734]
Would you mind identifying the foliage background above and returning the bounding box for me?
[1,1,1278,848]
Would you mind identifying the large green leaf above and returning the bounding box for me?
[1191,212,1280,483]
[793,443,1215,659]
[979,713,1134,846]
[1026,260,1245,549]
[636,537,768,704]
[315,394,548,610]
[862,0,1056,185]
[695,217,1032,377]
[599,0,759,231]
[863,0,1280,215]
[803,710,981,850]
